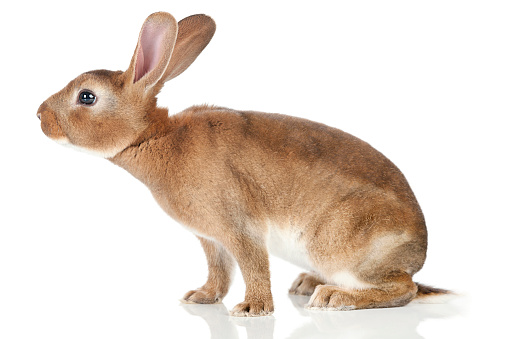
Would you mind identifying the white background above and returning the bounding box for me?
[1,1,508,338]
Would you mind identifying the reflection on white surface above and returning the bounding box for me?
[180,303,276,339]
[180,294,464,339]
[288,295,462,339]
[180,303,239,339]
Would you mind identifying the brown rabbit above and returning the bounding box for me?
[37,12,450,317]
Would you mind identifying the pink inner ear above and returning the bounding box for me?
[134,22,167,83]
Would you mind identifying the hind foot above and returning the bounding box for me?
[307,273,418,310]
[289,272,325,296]
[307,285,359,310]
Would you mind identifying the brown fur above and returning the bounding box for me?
[415,283,452,299]
[37,12,449,317]
[289,273,325,296]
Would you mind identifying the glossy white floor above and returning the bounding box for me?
[0,220,497,339]
[177,289,470,339]
[174,270,474,339]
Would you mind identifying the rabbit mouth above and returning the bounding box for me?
[38,107,68,142]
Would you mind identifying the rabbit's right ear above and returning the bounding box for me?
[125,12,178,90]
[160,14,216,82]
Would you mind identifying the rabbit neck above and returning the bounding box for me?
[109,106,200,224]
[109,107,178,190]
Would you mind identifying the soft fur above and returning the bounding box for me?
[37,12,450,317]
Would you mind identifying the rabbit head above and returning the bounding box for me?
[37,12,215,158]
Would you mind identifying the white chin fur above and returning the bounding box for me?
[53,137,121,158]
[54,137,70,145]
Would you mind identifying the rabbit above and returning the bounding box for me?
[37,12,450,317]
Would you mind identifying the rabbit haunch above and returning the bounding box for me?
[37,12,450,317]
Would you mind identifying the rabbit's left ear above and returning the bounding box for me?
[126,12,178,89]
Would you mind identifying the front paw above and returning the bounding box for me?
[181,288,223,304]
[230,299,274,317]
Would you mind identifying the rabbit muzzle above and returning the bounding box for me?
[37,103,68,142]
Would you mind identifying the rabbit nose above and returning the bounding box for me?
[37,102,48,120]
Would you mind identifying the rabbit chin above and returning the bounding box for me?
[54,137,123,159]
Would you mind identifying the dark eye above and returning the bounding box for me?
[78,91,96,105]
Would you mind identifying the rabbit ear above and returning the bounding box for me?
[160,14,216,83]
[126,12,178,89]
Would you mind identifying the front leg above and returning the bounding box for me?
[227,237,274,317]
[182,236,235,304]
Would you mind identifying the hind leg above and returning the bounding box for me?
[308,271,417,310]
[289,272,325,296]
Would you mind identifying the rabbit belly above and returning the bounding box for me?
[266,222,313,270]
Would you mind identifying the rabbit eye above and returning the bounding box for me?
[78,91,96,105]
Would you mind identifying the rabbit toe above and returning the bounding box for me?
[230,299,274,317]
[289,272,325,296]
[181,289,222,304]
